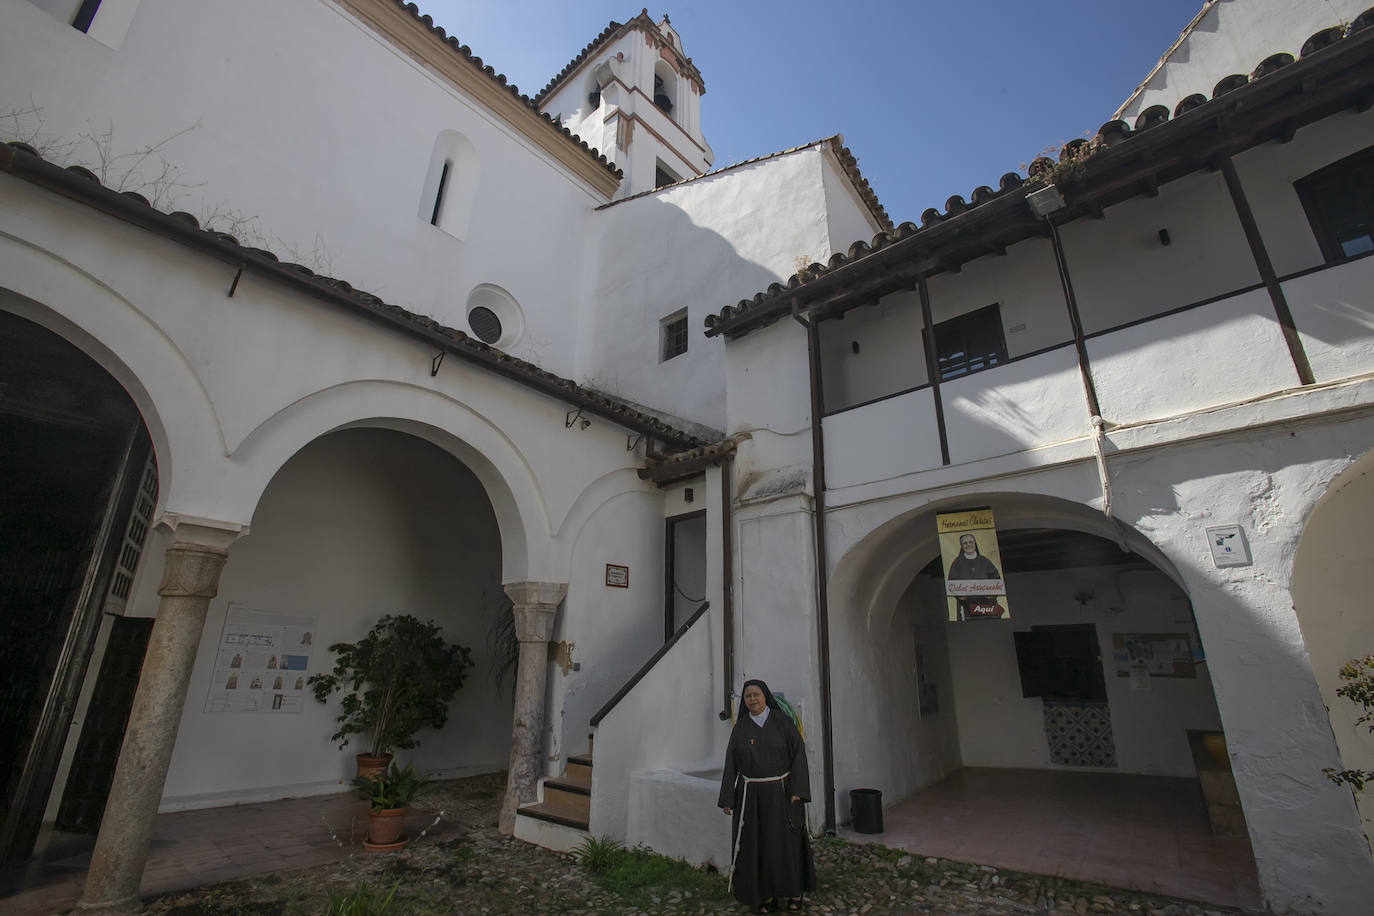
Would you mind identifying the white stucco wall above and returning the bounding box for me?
[1290,447,1374,845]
[1065,168,1260,335]
[0,0,604,377]
[160,428,511,809]
[581,147,840,432]
[823,389,943,489]
[589,606,722,842]
[948,564,1222,776]
[1285,254,1374,383]
[1117,0,1364,122]
[1087,289,1300,425]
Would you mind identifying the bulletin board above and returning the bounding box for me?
[1111,632,1196,679]
[203,604,318,714]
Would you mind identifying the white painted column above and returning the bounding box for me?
[77,521,242,915]
[498,581,567,834]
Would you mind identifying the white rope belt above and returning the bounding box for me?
[727,770,790,892]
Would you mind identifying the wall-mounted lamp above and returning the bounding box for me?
[851,340,860,354]
[1026,184,1066,219]
[1158,228,1171,246]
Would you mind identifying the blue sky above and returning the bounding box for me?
[422,1,1208,226]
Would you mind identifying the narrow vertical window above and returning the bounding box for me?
[430,160,452,227]
[72,0,103,32]
[661,309,689,361]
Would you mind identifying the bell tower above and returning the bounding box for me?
[537,10,714,197]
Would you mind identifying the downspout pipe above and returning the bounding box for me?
[719,454,735,721]
[793,308,837,836]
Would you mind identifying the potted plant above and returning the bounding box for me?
[353,761,429,850]
[308,614,473,778]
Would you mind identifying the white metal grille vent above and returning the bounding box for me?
[107,456,157,610]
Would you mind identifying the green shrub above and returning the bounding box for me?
[322,881,399,916]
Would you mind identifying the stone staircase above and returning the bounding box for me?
[512,748,593,852]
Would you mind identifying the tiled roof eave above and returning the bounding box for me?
[0,142,707,452]
[705,16,1374,341]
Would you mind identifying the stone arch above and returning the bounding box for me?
[1291,445,1374,842]
[0,237,228,523]
[224,379,549,583]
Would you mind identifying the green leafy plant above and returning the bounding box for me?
[322,881,399,916]
[308,614,473,756]
[572,835,626,874]
[353,762,430,811]
[1324,654,1374,791]
[572,837,728,902]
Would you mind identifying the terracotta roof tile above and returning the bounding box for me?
[534,9,706,105]
[389,1,621,180]
[704,17,1374,340]
[0,141,706,451]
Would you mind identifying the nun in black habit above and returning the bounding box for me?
[718,678,815,912]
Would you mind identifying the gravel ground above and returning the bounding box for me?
[143,774,1260,916]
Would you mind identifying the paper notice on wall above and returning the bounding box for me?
[204,604,318,714]
[1129,663,1151,692]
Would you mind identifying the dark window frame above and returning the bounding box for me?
[923,303,1008,381]
[660,310,689,362]
[1295,144,1374,265]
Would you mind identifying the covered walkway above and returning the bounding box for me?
[838,767,1262,910]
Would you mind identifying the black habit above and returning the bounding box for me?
[718,696,816,908]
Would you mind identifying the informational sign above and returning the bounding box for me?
[204,604,318,714]
[1111,632,1195,679]
[937,508,1009,621]
[1205,524,1252,567]
[605,564,629,588]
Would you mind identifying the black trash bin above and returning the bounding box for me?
[850,788,883,834]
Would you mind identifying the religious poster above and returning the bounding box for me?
[204,604,319,714]
[937,508,1009,621]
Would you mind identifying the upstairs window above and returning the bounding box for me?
[927,304,1007,380]
[661,309,688,361]
[655,159,681,189]
[1296,145,1374,264]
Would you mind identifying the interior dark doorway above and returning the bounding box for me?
[664,510,706,640]
[0,310,156,867]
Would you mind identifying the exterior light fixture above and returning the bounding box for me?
[1027,184,1066,219]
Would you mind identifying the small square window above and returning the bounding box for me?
[924,304,1007,381]
[661,310,689,361]
[1295,145,1374,265]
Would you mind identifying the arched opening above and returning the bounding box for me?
[418,130,481,241]
[1292,447,1374,845]
[158,427,511,809]
[830,495,1260,908]
[0,310,159,866]
[653,60,677,117]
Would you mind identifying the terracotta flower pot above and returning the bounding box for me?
[365,806,407,846]
[355,752,393,781]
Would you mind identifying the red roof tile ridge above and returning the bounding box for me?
[704,18,1374,340]
[387,1,622,180]
[1113,0,1222,120]
[534,9,706,105]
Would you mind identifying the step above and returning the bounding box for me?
[567,753,593,784]
[513,802,588,853]
[539,777,591,821]
[557,765,592,791]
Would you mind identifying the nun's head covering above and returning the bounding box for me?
[741,678,780,714]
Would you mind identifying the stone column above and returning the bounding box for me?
[498,581,567,834]
[78,522,241,914]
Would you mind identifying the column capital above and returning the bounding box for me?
[504,581,566,644]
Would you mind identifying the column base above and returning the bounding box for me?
[499,793,520,834]
[76,893,143,915]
